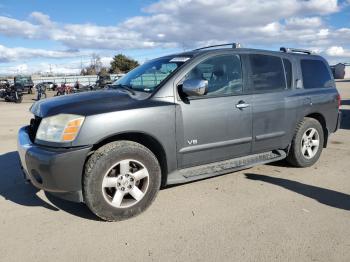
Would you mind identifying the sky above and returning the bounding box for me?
[0,0,350,75]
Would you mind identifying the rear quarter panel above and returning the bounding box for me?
[294,55,339,134]
[295,88,339,133]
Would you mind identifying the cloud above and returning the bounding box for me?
[0,54,116,75]
[0,45,82,62]
[0,62,81,75]
[30,12,54,27]
[285,17,323,29]
[123,0,341,48]
[326,46,350,57]
[0,16,40,38]
[0,0,345,51]
[0,43,116,74]
[0,0,348,67]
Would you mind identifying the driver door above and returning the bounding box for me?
[175,54,253,168]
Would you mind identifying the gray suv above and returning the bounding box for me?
[18,44,341,221]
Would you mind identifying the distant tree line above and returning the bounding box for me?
[81,53,139,76]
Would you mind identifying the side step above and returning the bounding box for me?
[167,150,286,185]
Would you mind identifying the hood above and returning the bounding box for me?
[31,90,143,118]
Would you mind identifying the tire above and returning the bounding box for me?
[83,141,161,221]
[286,117,324,167]
[15,95,22,103]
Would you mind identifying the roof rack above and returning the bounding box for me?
[194,43,241,51]
[280,47,314,55]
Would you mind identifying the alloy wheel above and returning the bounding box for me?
[301,127,320,159]
[102,159,149,208]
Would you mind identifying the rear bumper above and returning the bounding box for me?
[17,126,92,202]
[335,111,342,132]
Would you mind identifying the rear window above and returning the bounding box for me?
[301,59,333,89]
[249,54,286,91]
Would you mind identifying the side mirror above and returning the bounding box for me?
[182,79,208,96]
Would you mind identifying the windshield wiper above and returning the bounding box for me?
[110,84,136,95]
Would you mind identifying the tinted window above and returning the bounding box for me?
[249,54,286,91]
[301,59,332,89]
[184,54,243,97]
[283,58,292,88]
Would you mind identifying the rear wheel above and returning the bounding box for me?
[15,94,22,103]
[286,117,324,167]
[83,141,161,221]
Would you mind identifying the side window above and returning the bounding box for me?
[301,59,333,89]
[249,54,286,91]
[183,54,243,97]
[283,58,292,88]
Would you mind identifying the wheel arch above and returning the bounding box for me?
[90,132,168,187]
[304,112,328,148]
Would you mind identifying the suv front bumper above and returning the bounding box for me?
[17,126,92,202]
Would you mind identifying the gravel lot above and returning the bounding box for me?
[0,83,349,262]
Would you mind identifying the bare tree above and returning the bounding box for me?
[81,54,104,75]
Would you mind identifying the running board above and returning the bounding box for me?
[167,150,286,185]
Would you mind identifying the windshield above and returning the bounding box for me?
[113,56,190,93]
[15,77,31,83]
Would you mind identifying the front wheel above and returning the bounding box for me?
[286,117,324,167]
[83,141,161,221]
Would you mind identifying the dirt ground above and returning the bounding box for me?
[0,83,349,262]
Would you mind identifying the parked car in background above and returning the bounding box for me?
[14,75,34,94]
[18,44,341,221]
[96,74,112,88]
[0,79,23,103]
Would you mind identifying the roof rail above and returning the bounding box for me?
[194,43,241,51]
[280,47,314,55]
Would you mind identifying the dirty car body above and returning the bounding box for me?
[18,45,341,220]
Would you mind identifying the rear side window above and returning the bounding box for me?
[301,59,333,89]
[249,54,286,91]
[283,58,292,88]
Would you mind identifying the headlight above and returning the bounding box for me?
[36,114,85,143]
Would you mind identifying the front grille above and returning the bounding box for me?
[28,116,42,142]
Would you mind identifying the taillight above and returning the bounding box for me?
[337,94,341,109]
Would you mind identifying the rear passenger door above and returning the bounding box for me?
[247,54,298,153]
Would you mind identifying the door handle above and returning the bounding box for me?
[236,101,250,109]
